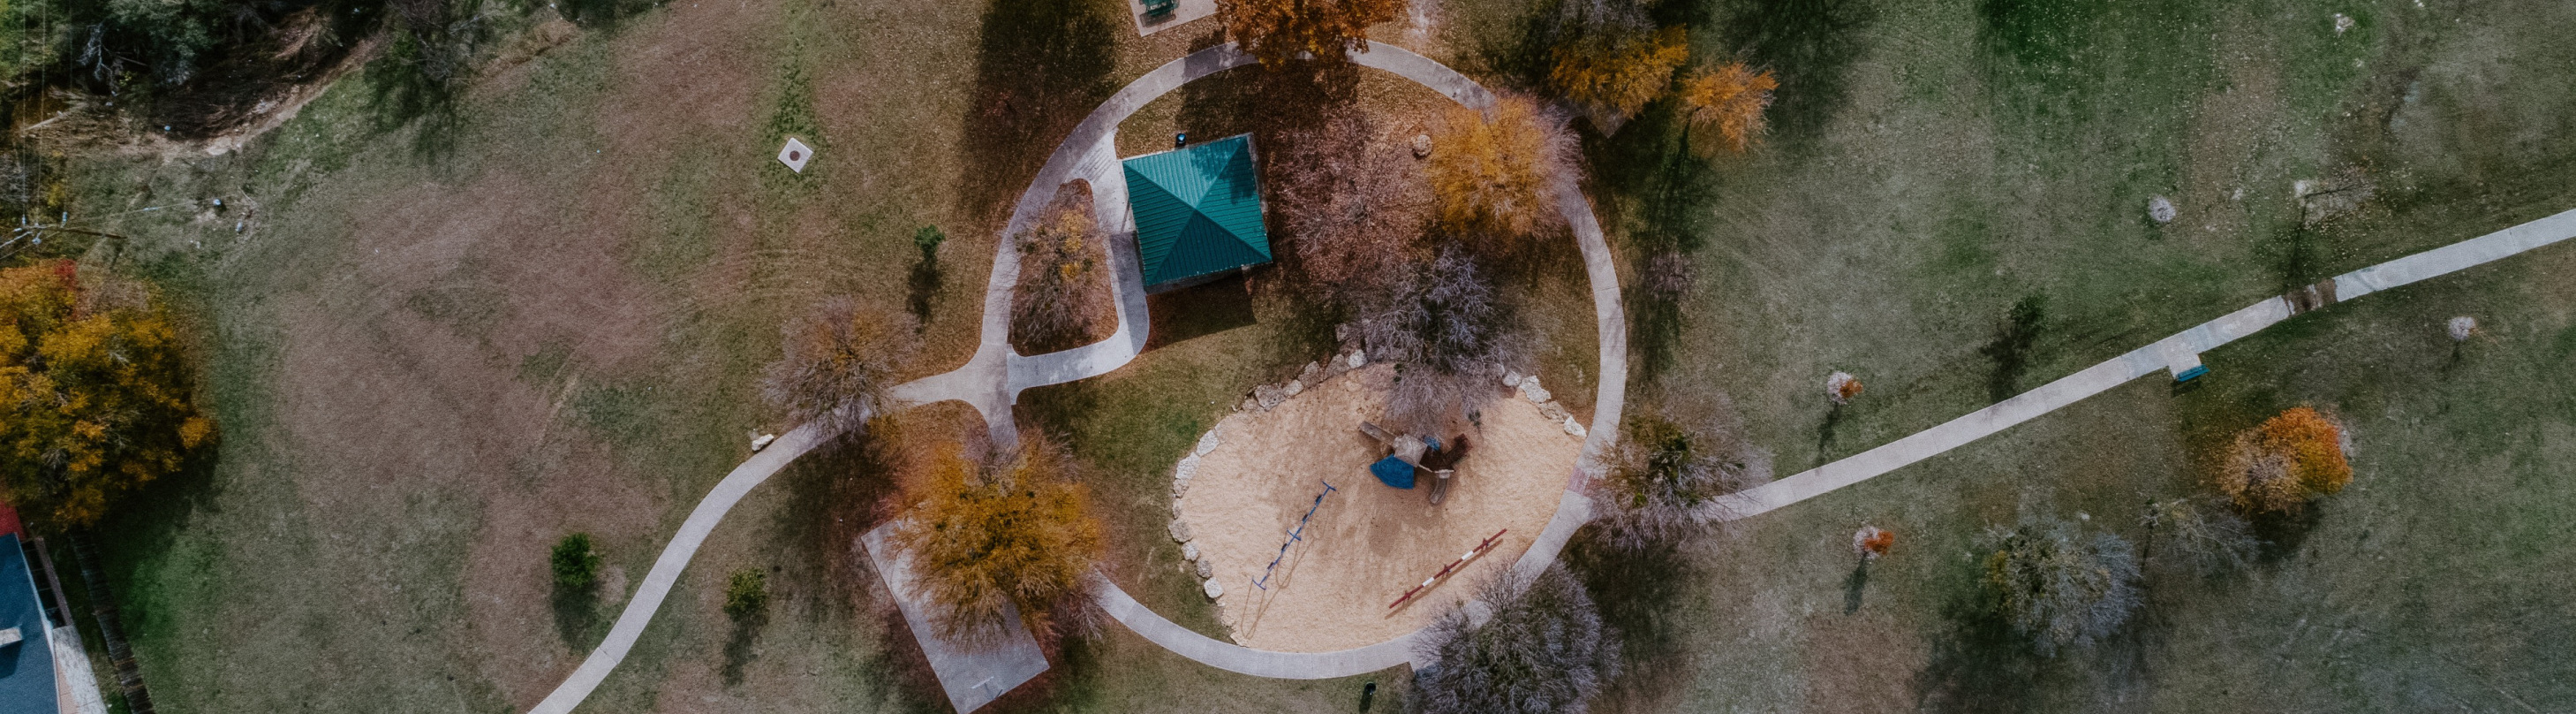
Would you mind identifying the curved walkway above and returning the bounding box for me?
[531,42,1628,710]
[1703,206,2576,522]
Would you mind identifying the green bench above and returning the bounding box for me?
[1143,0,1175,19]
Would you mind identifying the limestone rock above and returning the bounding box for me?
[1194,428,1224,457]
[1195,558,1212,579]
[1519,376,1551,404]
[1537,400,1569,423]
[1503,369,1525,388]
[2148,195,2177,224]
[1169,519,1192,543]
[1564,416,1588,437]
[1299,361,1321,383]
[1173,455,1201,498]
[1182,542,1199,562]
[1284,379,1304,398]
[1347,350,1366,368]
[1255,384,1287,410]
[1203,578,1225,600]
[1241,398,1258,412]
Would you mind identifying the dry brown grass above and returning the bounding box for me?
[1009,180,1115,355]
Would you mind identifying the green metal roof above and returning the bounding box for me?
[1123,134,1273,287]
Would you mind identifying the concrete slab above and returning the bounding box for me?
[861,523,1050,714]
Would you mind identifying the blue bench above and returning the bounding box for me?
[1143,0,1175,19]
[2174,365,2210,384]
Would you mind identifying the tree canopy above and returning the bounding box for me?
[2217,406,2352,513]
[1413,565,1620,714]
[1548,27,1690,128]
[1425,93,1578,242]
[1217,0,1407,65]
[1676,62,1779,157]
[887,436,1104,642]
[1981,515,2142,657]
[0,260,215,528]
[761,297,917,432]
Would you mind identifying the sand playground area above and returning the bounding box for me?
[1175,363,1583,652]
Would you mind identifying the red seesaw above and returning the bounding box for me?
[1386,528,1509,611]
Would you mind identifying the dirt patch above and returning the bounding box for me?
[1175,363,1579,652]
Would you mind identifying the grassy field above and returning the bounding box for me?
[19,0,2574,710]
[1530,0,2576,710]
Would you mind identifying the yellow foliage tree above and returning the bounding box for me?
[1424,93,1578,241]
[1548,27,1690,127]
[0,261,215,528]
[2216,406,2352,513]
[1675,61,1778,157]
[1217,0,1407,65]
[888,436,1104,642]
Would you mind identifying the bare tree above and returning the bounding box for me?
[2141,496,2258,575]
[1979,514,2142,657]
[1356,247,1515,433]
[762,297,918,432]
[1412,564,1620,714]
[1588,408,1767,551]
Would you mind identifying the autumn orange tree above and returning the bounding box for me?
[888,435,1104,642]
[1675,61,1778,157]
[1547,27,1689,129]
[0,261,215,528]
[1217,0,1406,65]
[2216,406,2353,513]
[1425,93,1578,243]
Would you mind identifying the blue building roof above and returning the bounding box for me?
[1122,134,1273,288]
[0,534,58,714]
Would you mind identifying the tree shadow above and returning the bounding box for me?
[1712,0,1875,145]
[1814,403,1844,467]
[1980,295,2049,402]
[1842,558,1870,614]
[2248,503,2324,565]
[365,32,474,163]
[551,580,603,649]
[909,245,944,328]
[1566,532,1703,711]
[955,0,1121,229]
[721,608,767,687]
[1912,587,2049,713]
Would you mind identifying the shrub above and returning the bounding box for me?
[1217,0,1406,65]
[1425,93,1578,243]
[887,436,1104,642]
[1980,515,2142,657]
[0,261,216,528]
[1589,409,1766,551]
[761,297,918,432]
[551,533,602,590]
[2215,406,2352,513]
[1010,185,1112,353]
[1412,564,1620,714]
[1547,27,1690,128]
[1675,62,1779,157]
[1356,248,1515,432]
[1853,526,1894,559]
[724,568,769,620]
[914,225,947,256]
[2140,496,2257,574]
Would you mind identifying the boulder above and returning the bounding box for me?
[1347,350,1366,368]
[1284,379,1304,398]
[1519,376,1551,404]
[1182,542,1199,561]
[1537,400,1569,422]
[1203,578,1225,600]
[2148,195,2177,224]
[1503,369,1525,388]
[1255,384,1287,410]
[1299,361,1321,383]
[1195,558,1212,579]
[1564,416,1588,437]
[1169,519,1192,543]
[1194,428,1224,457]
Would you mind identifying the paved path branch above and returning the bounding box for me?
[1705,207,2576,522]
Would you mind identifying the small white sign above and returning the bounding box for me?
[778,138,813,173]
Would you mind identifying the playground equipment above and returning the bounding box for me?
[1386,528,1509,611]
[1251,480,1338,591]
[1356,422,1469,504]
